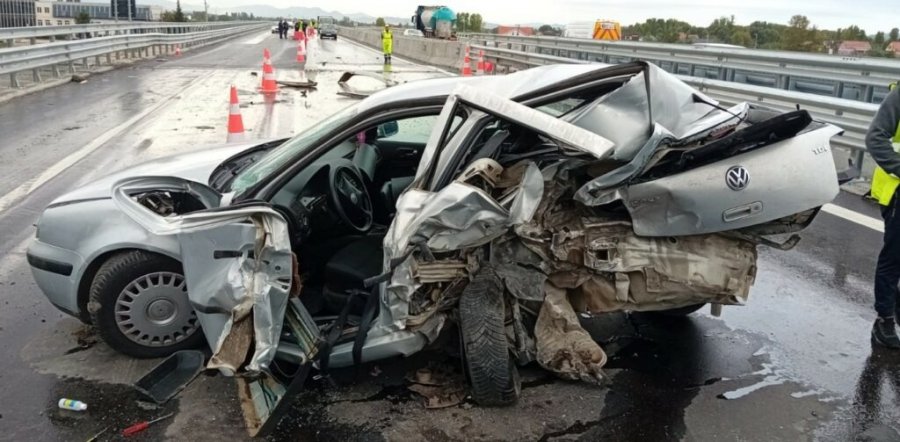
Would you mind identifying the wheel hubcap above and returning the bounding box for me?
[114,272,199,347]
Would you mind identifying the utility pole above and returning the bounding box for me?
[204,0,208,21]
[113,0,118,22]
[127,0,132,21]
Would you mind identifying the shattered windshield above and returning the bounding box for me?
[230,102,361,195]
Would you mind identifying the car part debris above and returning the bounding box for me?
[71,73,89,83]
[86,426,110,442]
[133,350,206,404]
[535,282,607,384]
[337,71,399,98]
[276,79,318,89]
[406,366,466,409]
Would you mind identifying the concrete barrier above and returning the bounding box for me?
[339,26,462,71]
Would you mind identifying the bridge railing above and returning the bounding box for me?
[0,22,269,88]
[465,33,900,105]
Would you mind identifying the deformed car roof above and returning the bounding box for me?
[358,64,613,112]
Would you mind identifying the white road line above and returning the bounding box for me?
[821,203,884,233]
[0,75,205,214]
[240,31,271,45]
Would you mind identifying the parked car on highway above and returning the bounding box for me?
[403,29,425,37]
[28,61,842,435]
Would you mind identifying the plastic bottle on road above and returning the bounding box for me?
[58,398,87,411]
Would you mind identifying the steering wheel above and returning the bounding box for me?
[328,163,373,233]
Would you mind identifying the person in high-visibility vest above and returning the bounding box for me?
[867,81,900,349]
[381,25,393,65]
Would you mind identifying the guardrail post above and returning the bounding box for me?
[32,68,41,83]
[82,57,89,69]
[5,39,12,48]
[69,60,76,73]
[95,55,101,66]
[106,53,112,64]
[863,85,874,103]
[10,73,19,88]
[29,37,36,45]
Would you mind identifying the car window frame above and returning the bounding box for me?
[240,101,459,203]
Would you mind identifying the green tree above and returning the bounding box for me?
[747,21,785,49]
[75,11,90,24]
[538,24,560,36]
[469,13,483,33]
[173,0,185,22]
[456,12,469,32]
[781,15,817,51]
[730,28,754,47]
[891,28,900,41]
[875,31,886,47]
[375,17,385,27]
[707,15,735,43]
[838,25,866,40]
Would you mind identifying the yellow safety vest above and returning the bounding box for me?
[870,122,900,206]
[382,30,392,41]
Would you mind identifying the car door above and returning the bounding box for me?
[112,176,299,375]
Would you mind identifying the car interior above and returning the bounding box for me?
[267,113,462,317]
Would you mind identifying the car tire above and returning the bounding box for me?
[651,303,706,317]
[88,250,203,358]
[459,267,520,406]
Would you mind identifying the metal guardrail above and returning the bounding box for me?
[0,23,268,87]
[474,44,877,165]
[465,33,900,104]
[0,21,267,42]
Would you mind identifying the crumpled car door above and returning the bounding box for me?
[111,176,293,376]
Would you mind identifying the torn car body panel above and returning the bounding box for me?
[337,71,399,99]
[112,176,293,375]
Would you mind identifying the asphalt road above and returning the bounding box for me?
[0,31,898,442]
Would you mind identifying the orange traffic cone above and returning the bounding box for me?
[476,50,485,76]
[226,85,245,143]
[296,42,306,63]
[460,46,472,77]
[263,48,271,62]
[260,59,278,94]
[174,45,181,57]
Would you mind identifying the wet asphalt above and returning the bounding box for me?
[0,31,898,441]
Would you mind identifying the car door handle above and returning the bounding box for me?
[396,148,418,158]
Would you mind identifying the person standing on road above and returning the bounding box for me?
[867,82,900,349]
[278,20,287,39]
[382,24,393,65]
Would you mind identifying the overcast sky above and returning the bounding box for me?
[217,0,899,33]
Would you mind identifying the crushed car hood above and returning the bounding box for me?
[49,143,262,206]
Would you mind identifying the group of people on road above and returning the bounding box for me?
[277,19,316,40]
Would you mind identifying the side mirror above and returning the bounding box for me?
[377,121,399,138]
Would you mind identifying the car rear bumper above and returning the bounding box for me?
[27,239,83,318]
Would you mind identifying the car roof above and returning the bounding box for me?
[357,63,612,113]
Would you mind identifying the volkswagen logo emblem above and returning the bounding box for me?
[726,166,750,191]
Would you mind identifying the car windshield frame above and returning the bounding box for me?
[229,102,361,195]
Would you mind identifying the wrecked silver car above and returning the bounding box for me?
[28,62,842,435]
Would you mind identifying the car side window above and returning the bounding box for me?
[377,115,463,145]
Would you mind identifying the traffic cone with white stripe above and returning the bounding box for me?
[476,50,485,76]
[174,45,181,57]
[226,85,245,143]
[460,46,472,77]
[260,59,278,94]
[296,41,306,63]
[263,48,271,62]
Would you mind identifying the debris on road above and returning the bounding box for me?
[85,426,110,442]
[277,79,318,89]
[57,398,87,411]
[71,73,89,83]
[336,71,398,98]
[133,350,206,404]
[406,366,466,409]
[122,412,174,437]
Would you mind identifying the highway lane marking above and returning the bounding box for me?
[0,75,207,215]
[240,31,270,45]
[821,203,884,233]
